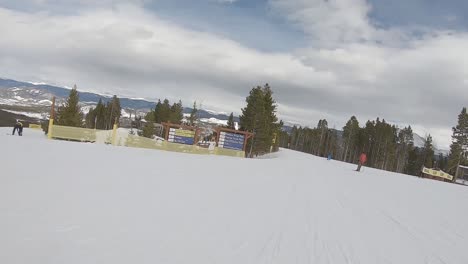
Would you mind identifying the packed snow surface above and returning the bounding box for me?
[1,128,468,264]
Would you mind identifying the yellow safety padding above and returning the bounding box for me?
[48,119,54,139]
[422,167,453,181]
[50,125,113,144]
[49,125,246,158]
[215,147,245,158]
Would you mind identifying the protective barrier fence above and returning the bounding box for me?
[421,167,453,181]
[48,123,245,158]
[50,125,114,144]
[29,124,42,130]
[125,135,244,157]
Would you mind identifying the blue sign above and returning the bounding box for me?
[168,128,196,145]
[223,141,244,150]
[219,132,245,151]
[173,136,194,145]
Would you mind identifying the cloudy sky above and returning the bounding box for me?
[1,0,468,149]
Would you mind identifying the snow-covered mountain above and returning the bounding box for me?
[0,78,155,109]
[0,86,55,107]
[412,132,449,156]
[0,78,237,127]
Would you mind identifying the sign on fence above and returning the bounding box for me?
[218,131,245,151]
[168,128,195,145]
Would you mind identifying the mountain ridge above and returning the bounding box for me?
[0,78,238,122]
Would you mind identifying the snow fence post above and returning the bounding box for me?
[112,123,118,146]
[47,119,54,140]
[48,96,55,140]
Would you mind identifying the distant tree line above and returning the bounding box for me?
[277,119,339,159]
[43,85,122,132]
[84,96,121,130]
[281,117,435,176]
[278,107,468,180]
[144,99,184,124]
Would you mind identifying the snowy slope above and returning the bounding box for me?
[1,128,468,264]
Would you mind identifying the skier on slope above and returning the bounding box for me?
[356,152,367,172]
[12,120,23,136]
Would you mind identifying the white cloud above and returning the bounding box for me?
[269,0,376,47]
[0,5,333,112]
[214,0,238,3]
[0,0,148,8]
[267,0,468,148]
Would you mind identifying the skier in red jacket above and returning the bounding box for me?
[356,152,367,172]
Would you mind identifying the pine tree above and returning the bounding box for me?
[56,85,83,127]
[170,100,183,124]
[272,120,284,151]
[94,99,106,130]
[162,99,172,123]
[325,129,339,159]
[145,110,155,123]
[357,120,375,165]
[85,107,96,128]
[365,118,398,170]
[316,119,328,156]
[395,126,414,173]
[342,116,360,163]
[448,107,468,176]
[289,125,299,150]
[378,123,397,171]
[437,153,448,170]
[239,84,278,156]
[227,112,235,129]
[405,147,421,176]
[262,84,278,151]
[149,99,183,124]
[141,122,156,138]
[107,95,121,129]
[240,86,264,156]
[422,135,435,168]
[188,101,199,126]
[278,125,290,149]
[152,100,162,123]
[373,118,386,168]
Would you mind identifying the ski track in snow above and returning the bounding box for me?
[1,128,468,264]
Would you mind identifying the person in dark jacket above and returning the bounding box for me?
[12,121,23,136]
[356,152,367,172]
